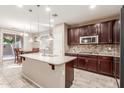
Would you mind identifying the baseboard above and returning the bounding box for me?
[22,73,43,88]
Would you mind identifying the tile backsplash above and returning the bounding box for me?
[67,44,120,55]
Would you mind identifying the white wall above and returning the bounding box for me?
[23,34,33,51]
[53,23,68,56]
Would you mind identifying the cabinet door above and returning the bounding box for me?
[68,28,74,45]
[99,21,112,43]
[79,26,89,36]
[73,28,80,44]
[113,20,120,43]
[78,57,87,69]
[65,60,74,88]
[87,24,99,36]
[113,57,120,78]
[98,57,113,76]
[87,58,98,72]
[68,28,80,45]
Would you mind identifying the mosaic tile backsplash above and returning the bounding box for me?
[67,44,120,57]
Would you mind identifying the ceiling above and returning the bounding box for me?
[0,5,122,33]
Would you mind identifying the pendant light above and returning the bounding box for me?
[46,6,53,41]
[29,9,33,43]
[36,5,41,42]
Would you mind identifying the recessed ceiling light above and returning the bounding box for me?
[90,5,96,9]
[16,5,23,8]
[45,6,51,12]
[50,19,54,23]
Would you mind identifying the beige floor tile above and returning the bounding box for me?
[0,60,119,88]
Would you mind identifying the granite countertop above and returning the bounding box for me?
[20,53,77,65]
[66,52,120,57]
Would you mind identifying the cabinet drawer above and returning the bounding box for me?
[113,57,120,61]
[98,56,113,60]
[78,54,97,58]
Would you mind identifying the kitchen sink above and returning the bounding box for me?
[42,54,58,57]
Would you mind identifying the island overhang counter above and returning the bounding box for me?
[20,53,76,88]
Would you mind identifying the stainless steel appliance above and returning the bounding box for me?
[80,35,98,44]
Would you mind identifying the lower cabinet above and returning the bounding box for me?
[78,55,98,72]
[65,53,119,77]
[98,56,113,76]
[87,57,98,72]
[65,60,74,88]
[78,57,87,69]
[113,57,120,78]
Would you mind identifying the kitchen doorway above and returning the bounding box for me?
[2,33,23,61]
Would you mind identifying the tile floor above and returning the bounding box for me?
[0,60,119,88]
[71,69,119,88]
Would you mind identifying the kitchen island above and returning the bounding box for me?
[20,53,76,88]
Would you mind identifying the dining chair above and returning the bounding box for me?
[14,48,22,64]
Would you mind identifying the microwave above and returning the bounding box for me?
[80,35,98,44]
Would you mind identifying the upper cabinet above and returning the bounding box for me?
[68,28,80,45]
[88,24,100,36]
[99,21,113,44]
[113,20,120,43]
[67,19,120,45]
[79,26,88,36]
[80,24,99,37]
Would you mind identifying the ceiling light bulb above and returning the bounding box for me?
[45,7,51,12]
[16,5,23,8]
[50,19,54,23]
[90,5,96,9]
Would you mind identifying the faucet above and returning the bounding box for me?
[42,49,46,56]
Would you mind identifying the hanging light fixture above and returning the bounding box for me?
[28,9,33,43]
[46,5,53,41]
[36,5,41,42]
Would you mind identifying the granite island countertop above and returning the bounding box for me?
[20,53,77,65]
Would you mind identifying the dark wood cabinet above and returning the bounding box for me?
[78,56,87,69]
[68,28,80,45]
[68,28,73,45]
[86,56,98,72]
[67,19,120,45]
[65,53,119,77]
[87,24,99,36]
[65,60,74,88]
[79,26,89,36]
[98,56,113,76]
[78,55,98,72]
[99,21,113,44]
[113,57,120,78]
[79,24,98,37]
[113,20,120,43]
